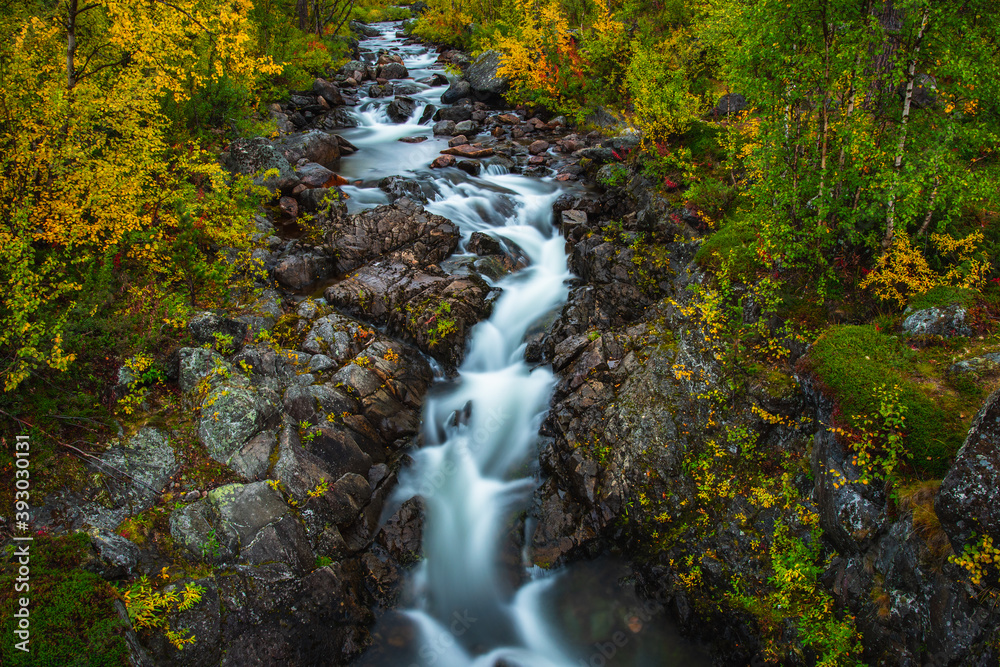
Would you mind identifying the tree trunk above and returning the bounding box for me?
[66,0,78,89]
[884,8,929,248]
[297,0,308,31]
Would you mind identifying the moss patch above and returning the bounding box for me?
[0,534,130,666]
[907,285,977,311]
[802,325,981,477]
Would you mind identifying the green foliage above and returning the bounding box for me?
[694,214,758,282]
[0,534,130,666]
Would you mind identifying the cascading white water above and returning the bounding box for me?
[340,22,710,667]
[334,23,583,666]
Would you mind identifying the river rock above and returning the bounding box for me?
[349,20,381,37]
[448,135,468,147]
[442,144,494,158]
[431,154,455,168]
[312,78,344,106]
[456,160,481,176]
[275,130,341,167]
[937,388,1000,551]
[441,80,471,104]
[379,62,409,80]
[323,198,459,274]
[433,120,456,135]
[378,175,426,203]
[296,162,336,188]
[339,60,370,81]
[454,119,477,135]
[529,139,549,155]
[387,96,418,123]
[434,106,473,122]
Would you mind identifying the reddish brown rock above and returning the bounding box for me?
[447,135,468,147]
[529,139,549,155]
[279,196,299,217]
[442,144,494,158]
[431,154,455,168]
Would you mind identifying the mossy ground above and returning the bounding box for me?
[800,324,998,477]
[0,534,130,666]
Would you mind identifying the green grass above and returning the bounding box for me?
[0,534,130,666]
[803,325,979,477]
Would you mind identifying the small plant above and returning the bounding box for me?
[212,331,235,355]
[121,575,205,650]
[315,555,333,568]
[830,383,911,492]
[200,529,221,559]
[305,477,329,502]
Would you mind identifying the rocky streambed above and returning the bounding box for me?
[23,16,1000,667]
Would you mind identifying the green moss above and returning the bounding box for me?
[805,325,968,477]
[0,534,130,666]
[907,285,977,311]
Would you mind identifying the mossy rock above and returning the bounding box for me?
[0,534,130,666]
[803,325,969,477]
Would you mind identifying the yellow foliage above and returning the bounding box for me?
[860,231,991,307]
[0,0,278,391]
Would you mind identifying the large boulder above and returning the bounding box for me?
[170,482,313,573]
[937,389,1000,552]
[198,386,280,464]
[272,251,331,290]
[222,138,297,191]
[713,92,747,117]
[95,428,178,514]
[339,60,371,81]
[323,198,459,274]
[312,77,344,106]
[379,62,409,80]
[434,105,473,122]
[349,20,381,37]
[274,130,340,167]
[188,312,249,352]
[378,175,426,203]
[463,50,508,101]
[902,303,973,338]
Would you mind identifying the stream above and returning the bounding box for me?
[334,21,710,667]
